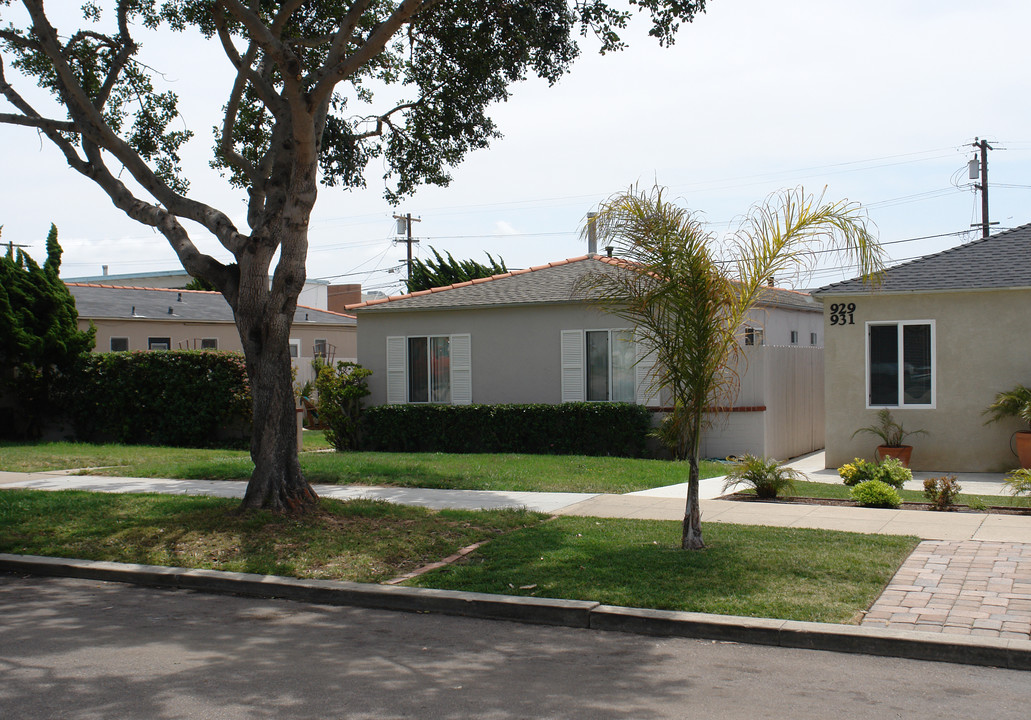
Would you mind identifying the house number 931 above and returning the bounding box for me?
[829,302,856,326]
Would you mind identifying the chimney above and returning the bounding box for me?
[587,211,598,255]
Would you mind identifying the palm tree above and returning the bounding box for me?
[579,186,884,549]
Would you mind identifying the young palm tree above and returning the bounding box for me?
[580,186,884,549]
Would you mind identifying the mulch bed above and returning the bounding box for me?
[719,493,1031,516]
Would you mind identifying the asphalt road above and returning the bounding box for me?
[1,573,1027,719]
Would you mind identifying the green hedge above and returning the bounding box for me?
[359,402,651,457]
[62,351,252,447]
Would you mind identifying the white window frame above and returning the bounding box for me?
[148,337,170,351]
[865,320,936,410]
[289,339,301,359]
[110,337,129,352]
[790,330,799,345]
[200,338,218,350]
[385,334,472,405]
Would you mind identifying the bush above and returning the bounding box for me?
[849,480,902,509]
[923,476,962,511]
[61,350,251,447]
[314,361,371,451]
[359,402,651,457]
[1004,468,1031,502]
[721,455,803,499]
[838,457,911,489]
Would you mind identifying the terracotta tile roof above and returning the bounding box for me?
[814,222,1031,295]
[346,255,818,313]
[66,283,356,324]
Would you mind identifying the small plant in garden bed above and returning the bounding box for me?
[923,476,962,511]
[837,457,911,489]
[721,455,804,499]
[849,480,902,508]
[1004,468,1031,503]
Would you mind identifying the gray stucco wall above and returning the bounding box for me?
[821,288,1028,472]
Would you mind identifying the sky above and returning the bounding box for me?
[2,0,1031,297]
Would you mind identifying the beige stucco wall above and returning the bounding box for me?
[81,318,356,388]
[822,288,1028,472]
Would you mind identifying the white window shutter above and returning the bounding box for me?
[560,330,585,402]
[386,336,406,404]
[635,332,660,406]
[450,334,472,405]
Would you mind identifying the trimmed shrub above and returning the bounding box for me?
[849,480,902,509]
[359,402,651,457]
[62,350,251,447]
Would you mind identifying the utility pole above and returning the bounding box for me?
[392,213,421,281]
[970,137,994,239]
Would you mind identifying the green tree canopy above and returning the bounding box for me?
[580,186,884,549]
[405,247,508,293]
[0,224,96,438]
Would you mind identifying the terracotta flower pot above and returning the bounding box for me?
[876,445,912,467]
[1016,431,1031,469]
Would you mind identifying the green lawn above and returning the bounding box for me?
[0,441,727,493]
[0,489,542,583]
[410,516,919,624]
[0,489,917,624]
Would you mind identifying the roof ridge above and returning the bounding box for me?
[64,282,220,294]
[344,254,599,310]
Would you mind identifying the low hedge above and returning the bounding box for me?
[61,350,252,448]
[359,402,651,457]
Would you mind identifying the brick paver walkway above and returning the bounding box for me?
[862,540,1031,639]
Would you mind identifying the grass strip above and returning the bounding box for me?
[0,489,543,584]
[408,516,920,624]
[784,479,1029,509]
[0,442,726,493]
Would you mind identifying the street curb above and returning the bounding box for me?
[3,553,1030,670]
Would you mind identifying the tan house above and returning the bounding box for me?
[813,223,1031,472]
[347,255,825,460]
[67,283,356,386]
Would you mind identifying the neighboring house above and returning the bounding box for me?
[812,223,1031,472]
[347,255,825,459]
[66,269,333,310]
[67,283,357,387]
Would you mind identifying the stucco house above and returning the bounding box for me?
[67,283,357,386]
[812,223,1031,472]
[347,254,826,459]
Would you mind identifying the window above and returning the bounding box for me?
[289,339,300,358]
[585,330,635,402]
[200,338,218,350]
[561,329,645,403]
[867,321,934,408]
[386,335,472,405]
[313,338,327,359]
[148,337,170,350]
[810,332,818,345]
[790,330,799,345]
[110,337,129,352]
[744,327,764,346]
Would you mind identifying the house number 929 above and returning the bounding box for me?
[829,302,856,326]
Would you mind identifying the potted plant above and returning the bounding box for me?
[851,408,926,467]
[983,385,1031,468]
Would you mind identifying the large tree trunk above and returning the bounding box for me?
[681,415,705,549]
[237,303,319,512]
